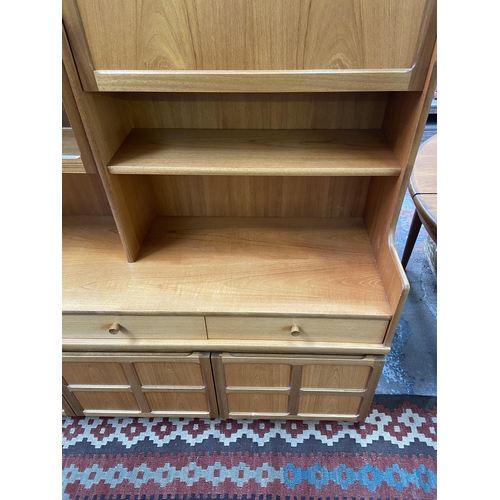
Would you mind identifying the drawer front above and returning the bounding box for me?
[206,316,388,344]
[62,315,207,341]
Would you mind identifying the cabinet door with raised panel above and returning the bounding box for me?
[62,352,218,417]
[64,0,434,92]
[212,353,384,421]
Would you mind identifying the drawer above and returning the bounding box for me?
[62,315,207,341]
[206,316,388,344]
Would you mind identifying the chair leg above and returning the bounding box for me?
[401,210,422,269]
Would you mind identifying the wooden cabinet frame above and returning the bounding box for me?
[62,0,436,421]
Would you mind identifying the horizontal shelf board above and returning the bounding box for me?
[94,69,413,93]
[62,128,84,173]
[107,129,401,177]
[63,216,391,318]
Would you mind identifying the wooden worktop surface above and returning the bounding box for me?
[62,216,391,318]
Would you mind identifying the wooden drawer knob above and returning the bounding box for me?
[109,323,121,334]
[290,324,300,336]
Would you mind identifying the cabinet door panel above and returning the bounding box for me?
[145,392,209,413]
[134,362,204,387]
[63,362,129,386]
[224,363,291,389]
[298,394,362,417]
[213,353,383,421]
[301,364,371,390]
[62,352,218,417]
[73,391,140,413]
[227,393,289,416]
[72,0,427,71]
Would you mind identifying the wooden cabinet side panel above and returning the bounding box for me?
[63,396,76,417]
[63,24,154,261]
[62,63,97,173]
[62,1,98,90]
[364,43,437,346]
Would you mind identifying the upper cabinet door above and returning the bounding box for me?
[63,0,436,92]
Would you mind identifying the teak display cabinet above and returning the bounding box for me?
[62,0,437,421]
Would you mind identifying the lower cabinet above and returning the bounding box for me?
[212,353,384,420]
[62,352,218,417]
[63,351,384,420]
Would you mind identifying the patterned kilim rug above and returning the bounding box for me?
[62,395,436,500]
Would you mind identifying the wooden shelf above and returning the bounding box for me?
[62,128,85,173]
[107,129,401,177]
[62,216,391,319]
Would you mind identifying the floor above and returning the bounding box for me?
[375,118,437,396]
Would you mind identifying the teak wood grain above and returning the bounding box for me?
[62,352,218,417]
[363,42,437,347]
[62,314,207,341]
[126,92,389,130]
[62,0,436,421]
[94,69,413,93]
[301,364,371,390]
[107,129,401,177]
[212,353,383,420]
[224,363,291,389]
[150,176,371,218]
[63,361,130,386]
[78,0,425,70]
[205,317,388,344]
[62,216,391,318]
[63,23,155,262]
[62,173,112,216]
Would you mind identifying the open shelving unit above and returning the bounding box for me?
[62,0,436,421]
[106,128,402,177]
